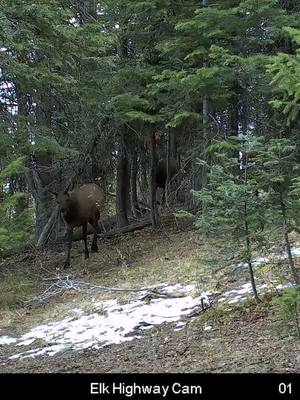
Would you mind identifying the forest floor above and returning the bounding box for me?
[0,218,300,373]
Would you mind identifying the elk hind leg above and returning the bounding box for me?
[91,215,99,253]
[82,223,89,259]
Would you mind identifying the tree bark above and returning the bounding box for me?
[201,0,209,190]
[140,153,149,204]
[130,150,141,217]
[24,167,57,242]
[230,82,239,136]
[165,130,171,207]
[36,207,60,248]
[202,95,209,190]
[150,132,159,227]
[243,155,260,303]
[116,133,130,228]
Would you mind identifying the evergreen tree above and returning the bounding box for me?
[194,135,269,303]
[256,138,300,284]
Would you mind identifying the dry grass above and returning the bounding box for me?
[1,225,300,336]
[0,271,38,309]
[0,227,208,331]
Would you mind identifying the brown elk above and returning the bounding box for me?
[51,183,105,268]
[155,159,181,205]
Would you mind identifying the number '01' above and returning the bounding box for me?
[279,383,292,394]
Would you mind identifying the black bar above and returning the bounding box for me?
[0,373,299,399]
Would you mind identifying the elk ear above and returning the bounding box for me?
[63,189,70,196]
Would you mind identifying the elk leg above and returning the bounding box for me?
[64,226,73,268]
[91,218,98,253]
[82,223,89,259]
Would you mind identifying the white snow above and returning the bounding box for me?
[2,246,300,361]
[0,336,17,345]
[236,246,300,269]
[1,283,209,360]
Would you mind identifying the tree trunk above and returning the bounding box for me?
[243,156,260,303]
[165,130,171,208]
[230,82,239,136]
[244,201,261,303]
[150,132,159,227]
[170,129,176,160]
[130,150,141,217]
[116,133,130,228]
[24,167,57,242]
[201,95,209,190]
[201,0,210,190]
[76,0,97,24]
[139,151,149,205]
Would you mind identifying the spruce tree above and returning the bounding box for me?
[194,135,269,303]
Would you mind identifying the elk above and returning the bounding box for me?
[155,159,181,205]
[51,183,105,268]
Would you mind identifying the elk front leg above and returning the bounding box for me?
[64,226,73,268]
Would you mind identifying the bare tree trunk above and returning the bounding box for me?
[150,132,159,227]
[24,167,56,242]
[36,207,60,248]
[140,154,149,204]
[244,202,260,303]
[243,156,260,303]
[241,95,248,135]
[230,82,239,136]
[76,0,97,24]
[200,0,210,191]
[202,95,209,190]
[116,133,130,228]
[165,130,171,208]
[130,150,141,217]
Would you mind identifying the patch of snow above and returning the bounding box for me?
[253,257,270,266]
[217,297,227,303]
[236,246,300,269]
[228,297,244,304]
[1,277,296,361]
[203,325,213,331]
[0,336,17,345]
[275,283,293,290]
[293,247,300,256]
[2,284,208,360]
[174,321,186,331]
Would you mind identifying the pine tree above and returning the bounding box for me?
[194,135,269,303]
[256,138,300,284]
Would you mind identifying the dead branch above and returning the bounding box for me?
[23,275,202,305]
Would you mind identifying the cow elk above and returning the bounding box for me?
[51,183,105,268]
[155,159,182,205]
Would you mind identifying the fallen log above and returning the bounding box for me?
[72,217,153,241]
[56,207,194,243]
[59,213,177,242]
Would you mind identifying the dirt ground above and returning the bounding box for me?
[0,222,300,373]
